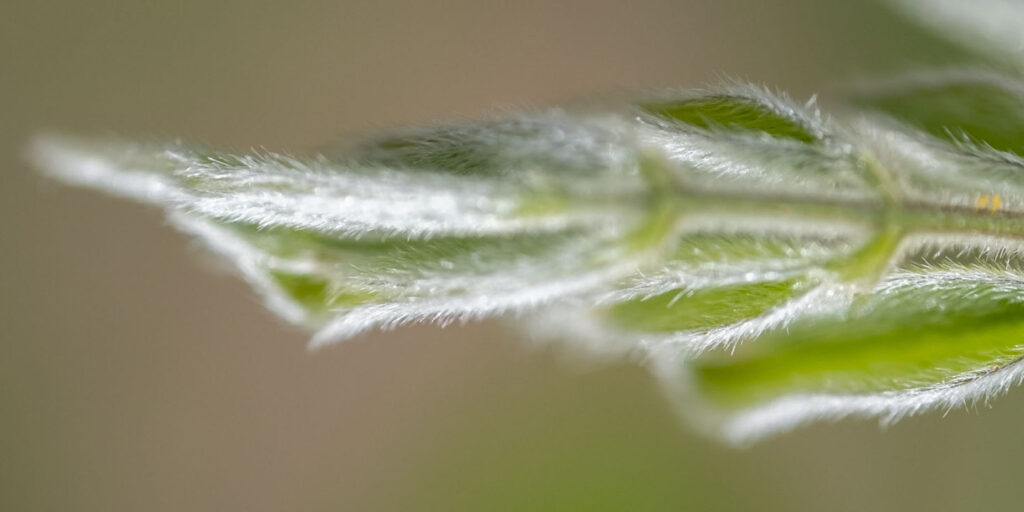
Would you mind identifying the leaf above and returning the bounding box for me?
[635,84,884,202]
[664,265,1024,444]
[31,126,652,345]
[888,0,1024,69]
[641,93,820,144]
[32,124,646,239]
[852,70,1024,155]
[606,279,807,334]
[31,79,1024,442]
[852,70,1024,213]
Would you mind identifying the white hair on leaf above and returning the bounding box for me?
[661,353,1024,446]
[308,257,645,348]
[652,268,1024,445]
[31,76,1024,443]
[30,130,646,239]
[850,70,1024,214]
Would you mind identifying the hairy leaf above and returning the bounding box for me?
[31,76,1024,442]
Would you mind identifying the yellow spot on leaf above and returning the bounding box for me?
[976,195,990,211]
[976,194,1002,214]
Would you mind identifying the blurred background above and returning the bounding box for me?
[1,1,1012,510]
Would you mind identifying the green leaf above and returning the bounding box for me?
[268,271,377,315]
[850,71,1024,216]
[32,77,1024,442]
[635,85,882,204]
[607,279,806,333]
[853,72,1024,154]
[669,232,852,268]
[642,94,820,144]
[690,272,1024,407]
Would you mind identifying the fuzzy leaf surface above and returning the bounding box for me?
[32,73,1024,442]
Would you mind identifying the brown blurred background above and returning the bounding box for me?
[0,1,1012,510]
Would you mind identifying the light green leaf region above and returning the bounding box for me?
[600,230,852,333]
[220,221,623,321]
[854,74,1024,154]
[690,273,1024,409]
[226,222,588,278]
[608,279,805,333]
[268,271,376,314]
[669,232,847,267]
[642,94,819,143]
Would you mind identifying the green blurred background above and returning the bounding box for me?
[1,1,1014,510]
